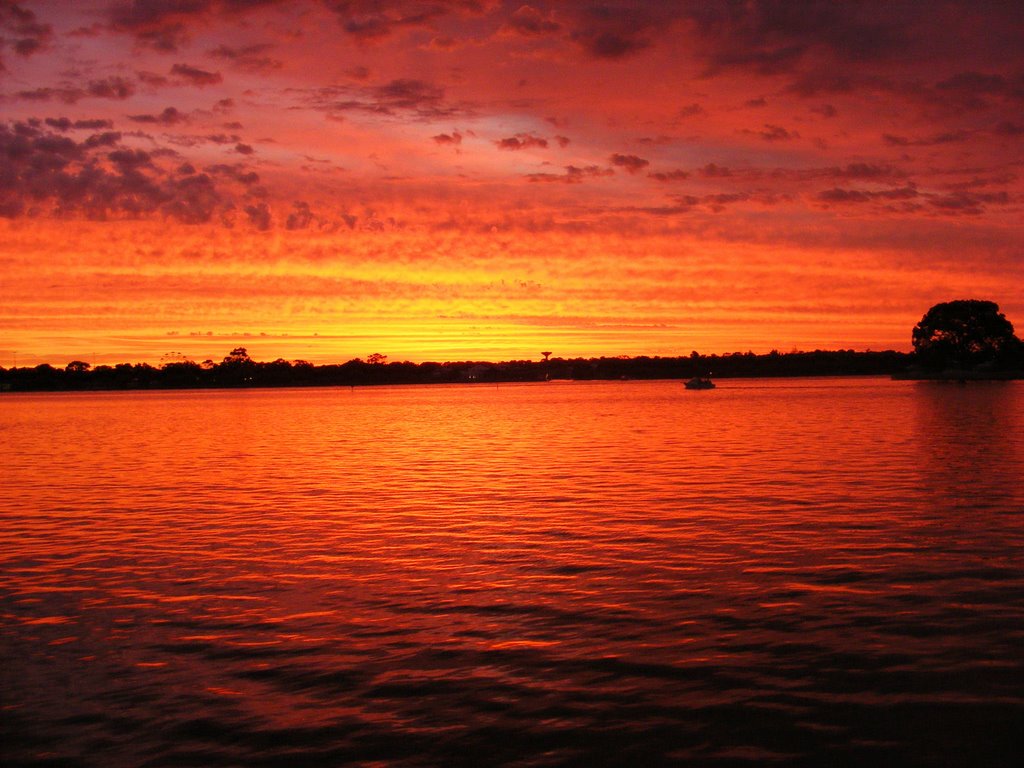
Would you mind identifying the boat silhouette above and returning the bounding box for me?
[684,377,715,390]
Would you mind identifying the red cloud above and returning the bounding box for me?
[496,133,548,150]
[610,154,650,174]
[171,63,223,86]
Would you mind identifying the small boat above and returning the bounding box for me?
[684,377,715,390]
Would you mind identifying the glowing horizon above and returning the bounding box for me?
[2,1,1022,367]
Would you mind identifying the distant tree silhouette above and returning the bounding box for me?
[912,299,1019,370]
[541,351,552,361]
[160,360,201,387]
[219,346,255,384]
[0,346,926,392]
[223,347,252,364]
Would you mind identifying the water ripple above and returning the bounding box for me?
[2,379,1023,766]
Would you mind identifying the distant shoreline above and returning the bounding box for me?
[0,349,913,392]
[4,349,1022,393]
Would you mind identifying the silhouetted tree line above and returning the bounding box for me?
[1,346,916,392]
[5,300,1019,392]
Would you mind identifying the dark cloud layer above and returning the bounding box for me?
[818,186,919,204]
[883,130,971,147]
[569,4,656,59]
[0,119,263,224]
[16,77,135,104]
[44,117,116,131]
[299,77,457,118]
[503,5,560,37]
[92,0,1024,109]
[689,1,906,73]
[208,43,282,72]
[748,123,797,141]
[527,164,614,184]
[649,169,689,182]
[129,107,188,125]
[496,133,547,150]
[432,131,462,145]
[610,153,650,174]
[104,0,487,50]
[0,0,52,68]
[171,62,223,85]
[4,1,1021,234]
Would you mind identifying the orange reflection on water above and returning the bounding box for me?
[2,380,1023,765]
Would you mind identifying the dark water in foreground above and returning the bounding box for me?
[2,378,1023,767]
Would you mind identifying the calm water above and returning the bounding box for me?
[2,378,1023,767]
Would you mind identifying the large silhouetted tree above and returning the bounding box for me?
[912,300,1019,370]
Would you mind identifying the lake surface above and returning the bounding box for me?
[2,378,1023,767]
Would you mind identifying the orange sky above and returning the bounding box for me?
[2,0,1022,365]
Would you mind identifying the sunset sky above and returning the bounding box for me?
[2,0,1022,365]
